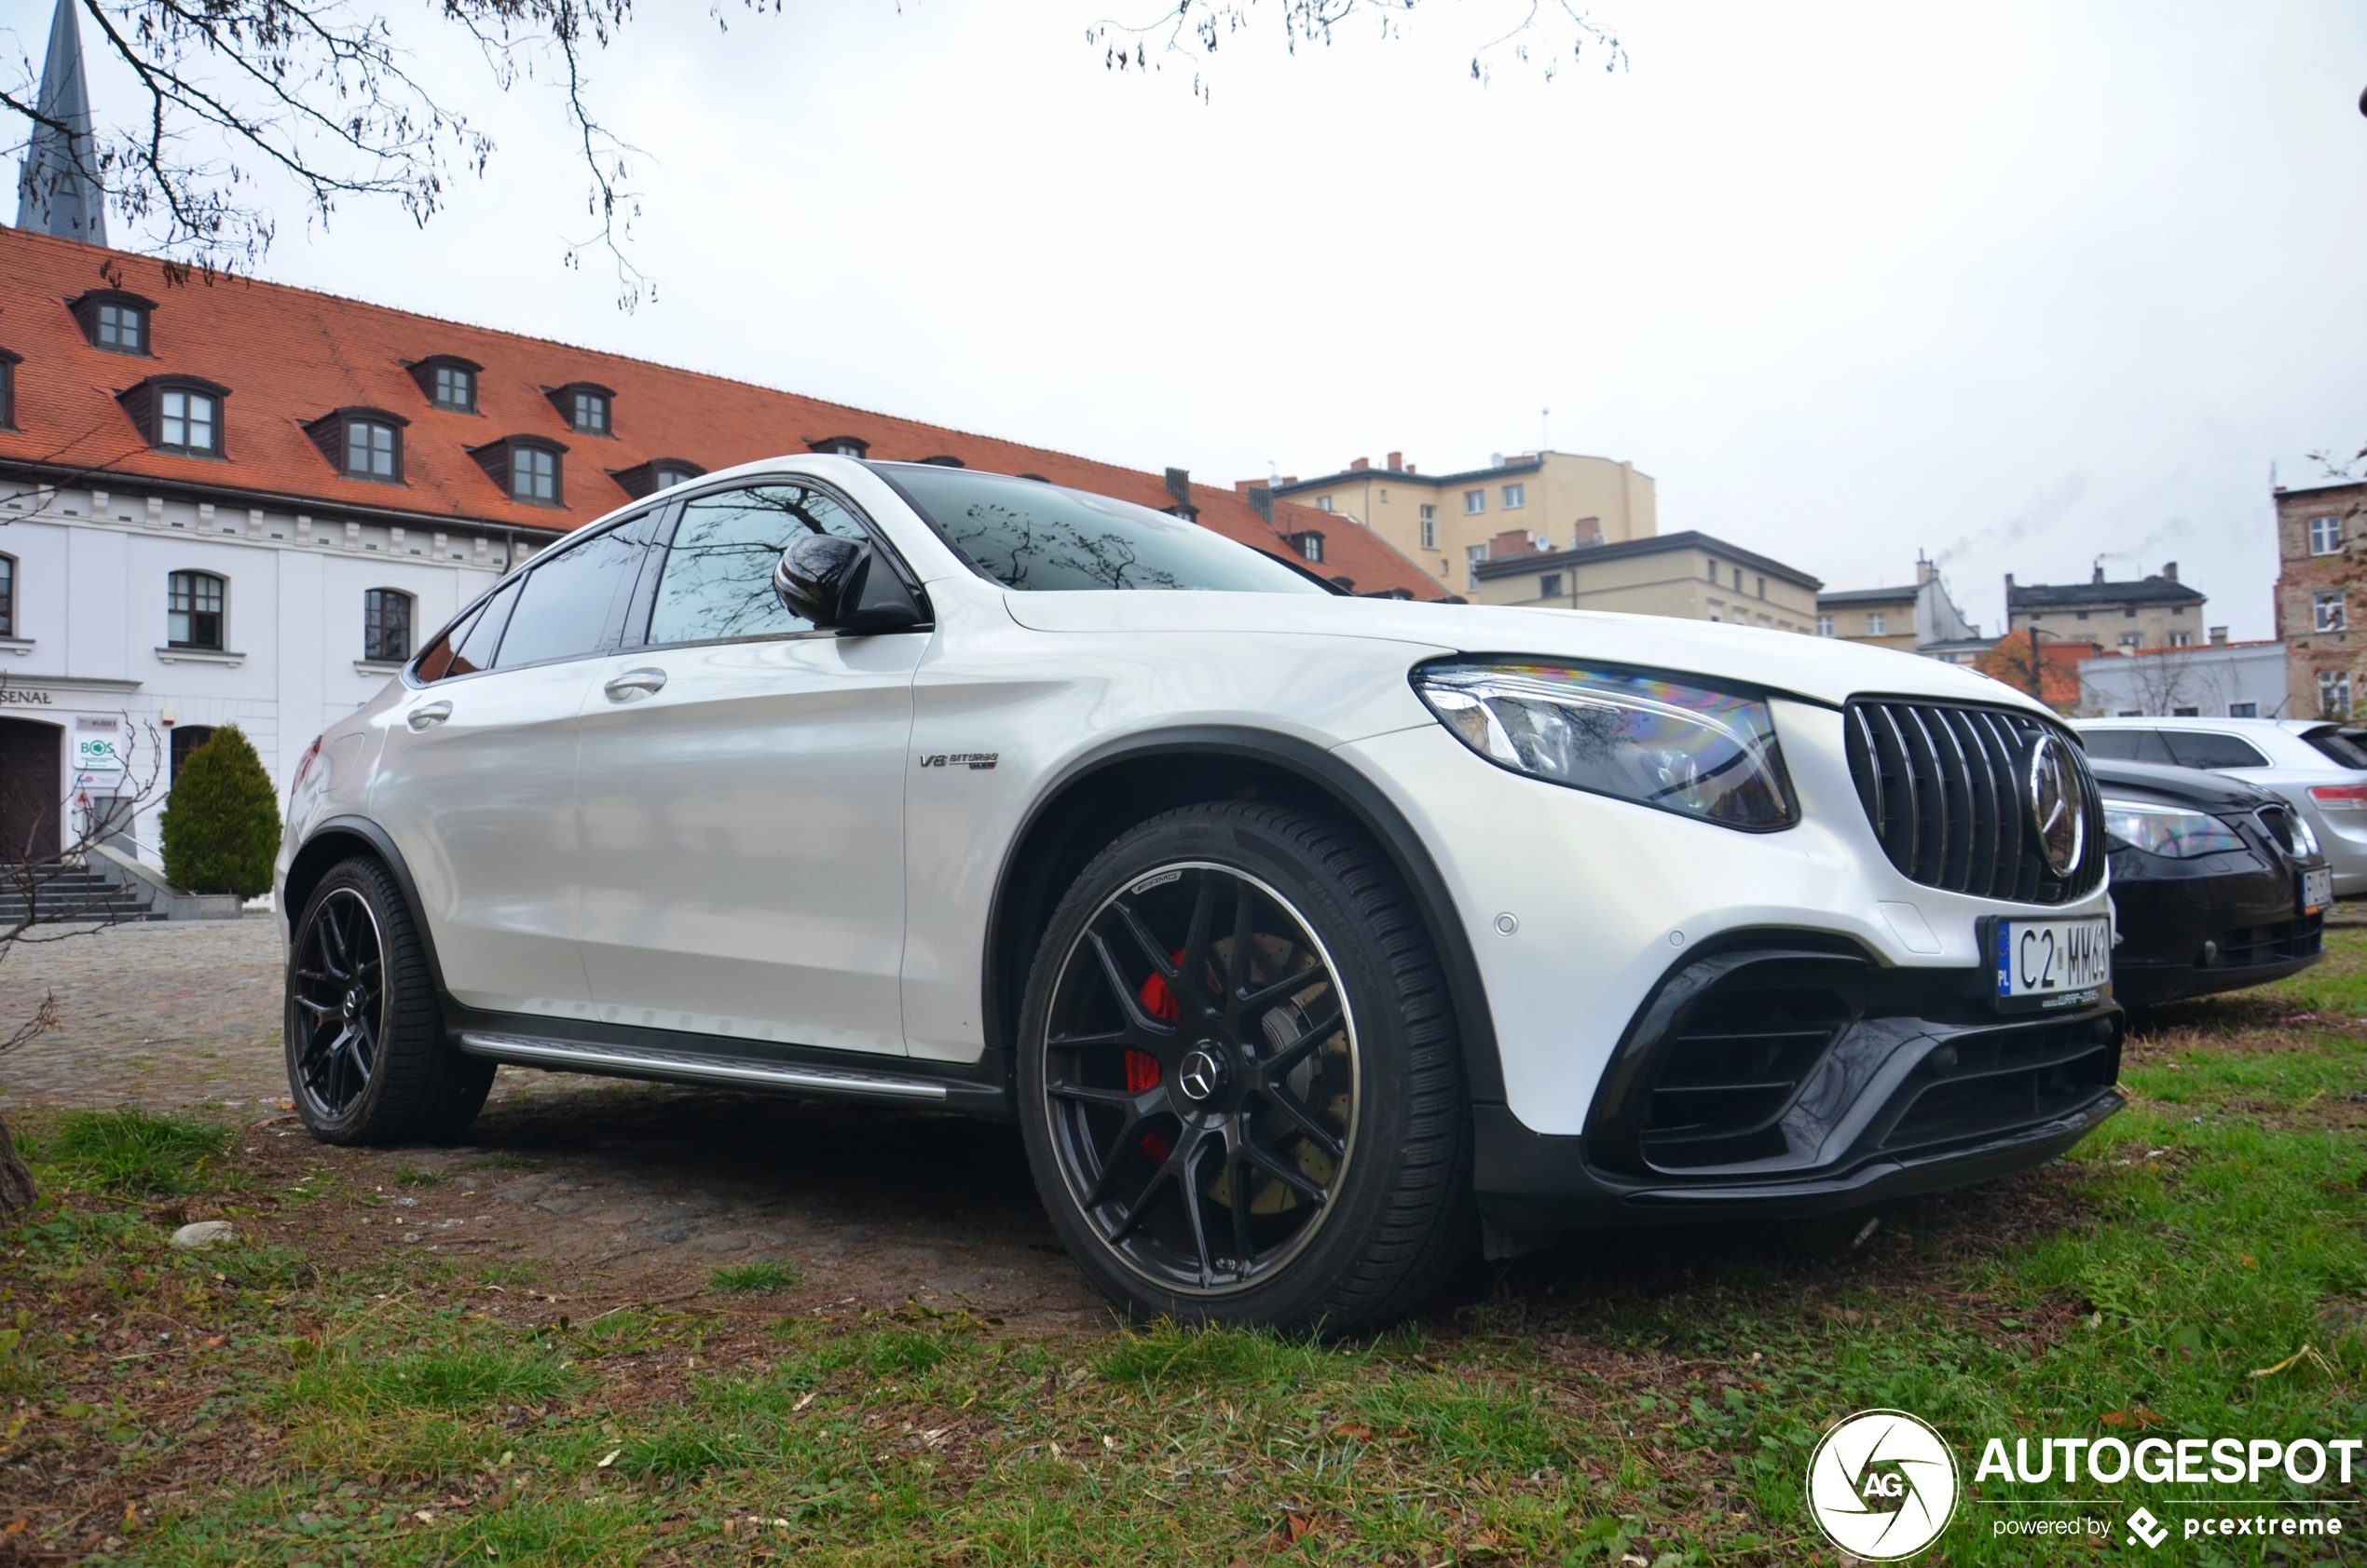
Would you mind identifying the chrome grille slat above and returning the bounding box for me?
[1842,699,2105,904]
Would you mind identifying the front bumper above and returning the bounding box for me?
[1471,937,2124,1232]
[2107,845,2326,1008]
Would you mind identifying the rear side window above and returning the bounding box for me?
[2079,729,2174,763]
[492,523,654,670]
[2305,728,2367,769]
[414,579,519,683]
[2162,730,2270,770]
[881,464,1328,594]
[645,484,871,646]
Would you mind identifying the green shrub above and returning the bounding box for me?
[158,725,280,896]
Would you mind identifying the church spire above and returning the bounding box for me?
[15,0,107,243]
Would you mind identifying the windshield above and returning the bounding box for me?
[876,464,1329,594]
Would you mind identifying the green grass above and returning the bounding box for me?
[706,1259,801,1294]
[40,1107,232,1195]
[9,943,2367,1565]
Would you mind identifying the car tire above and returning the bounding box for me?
[1016,801,1474,1333]
[285,856,493,1146]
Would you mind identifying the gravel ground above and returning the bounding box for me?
[0,915,1104,1326]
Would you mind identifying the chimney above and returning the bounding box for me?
[2162,561,2178,582]
[2209,624,2228,646]
[1916,555,1935,586]
[1163,467,1191,508]
[1491,528,1532,560]
[2091,563,2105,585]
[1387,450,1403,470]
[1246,485,1274,525]
[1404,463,1416,473]
[1348,457,1370,471]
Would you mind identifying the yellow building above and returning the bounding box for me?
[1469,530,1823,632]
[1263,449,1656,593]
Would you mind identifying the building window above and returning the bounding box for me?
[1539,572,1563,598]
[2171,706,2199,716]
[1463,489,1486,515]
[1316,496,1333,511]
[0,351,17,430]
[95,300,146,353]
[167,571,226,650]
[1293,533,1324,564]
[1815,615,1834,636]
[0,554,16,637]
[2125,606,2138,617]
[2311,515,2344,555]
[433,364,474,411]
[807,435,869,458]
[513,445,558,504]
[346,418,400,481]
[1707,603,1723,623]
[1732,567,1744,591]
[2230,702,2258,717]
[1465,543,1487,586]
[2169,630,2194,648]
[157,388,218,455]
[2120,632,2142,648]
[572,389,609,433]
[2316,592,2347,633]
[363,588,415,662]
[2321,668,2352,718]
[1418,504,1437,551]
[653,464,698,491]
[1502,484,1526,510]
[1756,575,1767,599]
[1866,612,1886,635]
[170,725,217,782]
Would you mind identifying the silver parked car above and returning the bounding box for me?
[2073,716,2367,897]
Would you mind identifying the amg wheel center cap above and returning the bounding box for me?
[342,990,363,1021]
[1177,1047,1226,1104]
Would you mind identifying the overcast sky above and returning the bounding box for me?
[17,1,2367,637]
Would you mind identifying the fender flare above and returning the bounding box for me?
[283,814,450,998]
[981,724,1506,1104]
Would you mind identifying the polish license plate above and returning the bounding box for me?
[1988,917,2112,1014]
[2301,866,2333,916]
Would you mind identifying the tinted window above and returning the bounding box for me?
[646,484,870,645]
[2162,730,2270,770]
[882,465,1328,594]
[2081,729,2174,763]
[2305,728,2367,770]
[492,524,651,669]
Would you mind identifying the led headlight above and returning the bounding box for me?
[2100,798,2244,858]
[1413,661,1797,830]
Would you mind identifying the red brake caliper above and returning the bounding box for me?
[1128,952,1185,1165]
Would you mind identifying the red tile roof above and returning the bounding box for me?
[0,229,1443,598]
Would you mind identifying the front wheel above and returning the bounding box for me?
[286,856,492,1145]
[1016,802,1474,1333]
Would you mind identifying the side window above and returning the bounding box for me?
[491,521,654,670]
[2162,730,2270,770]
[2079,729,2173,763]
[415,579,521,682]
[644,484,869,646]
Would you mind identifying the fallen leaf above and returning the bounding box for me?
[596,1448,623,1468]
[1334,1424,1372,1441]
[793,1392,815,1411]
[1285,1514,1311,1543]
[2239,1254,2258,1268]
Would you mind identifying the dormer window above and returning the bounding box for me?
[808,435,869,458]
[71,290,156,355]
[918,455,965,468]
[470,436,567,506]
[546,381,615,436]
[304,406,409,484]
[409,354,483,413]
[0,349,18,431]
[609,457,706,500]
[120,376,230,457]
[1290,531,1325,564]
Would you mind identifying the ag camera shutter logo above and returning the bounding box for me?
[1805,1410,1961,1560]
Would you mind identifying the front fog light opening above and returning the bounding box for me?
[1414,659,1798,831]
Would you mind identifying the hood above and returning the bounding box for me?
[999,592,2047,713]
[2089,758,2275,812]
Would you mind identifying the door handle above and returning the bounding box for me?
[603,668,668,702]
[407,701,452,731]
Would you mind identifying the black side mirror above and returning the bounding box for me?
[773,535,928,633]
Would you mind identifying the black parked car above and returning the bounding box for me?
[2095,758,2332,1008]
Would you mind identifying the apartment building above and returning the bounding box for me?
[1468,530,1822,630]
[1263,449,1655,593]
[2273,479,2367,717]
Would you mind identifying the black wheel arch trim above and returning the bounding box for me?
[982,723,1506,1107]
[284,815,448,999]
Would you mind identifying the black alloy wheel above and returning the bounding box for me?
[290,886,386,1118]
[284,856,493,1145]
[1018,802,1474,1333]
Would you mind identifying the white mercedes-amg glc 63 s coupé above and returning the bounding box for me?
[279,456,2123,1331]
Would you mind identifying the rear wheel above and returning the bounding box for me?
[286,856,492,1145]
[1016,802,1473,1333]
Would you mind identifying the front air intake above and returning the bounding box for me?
[1843,700,2105,904]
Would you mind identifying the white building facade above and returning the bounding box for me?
[2075,639,2288,720]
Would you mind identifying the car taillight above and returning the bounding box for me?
[292,736,323,792]
[2308,784,2367,810]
